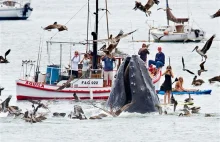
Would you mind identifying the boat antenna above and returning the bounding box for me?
[86,0,90,53]
[105,0,110,46]
[91,0,99,70]
[166,0,169,26]
[35,30,44,82]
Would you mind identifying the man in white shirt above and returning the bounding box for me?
[69,51,80,78]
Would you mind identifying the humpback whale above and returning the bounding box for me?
[106,55,160,113]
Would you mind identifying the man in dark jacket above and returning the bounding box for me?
[148,47,165,69]
[138,43,150,63]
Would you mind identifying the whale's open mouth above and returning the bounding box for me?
[106,55,160,113]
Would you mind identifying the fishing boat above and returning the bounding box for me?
[15,1,162,100]
[0,0,33,20]
[150,0,205,42]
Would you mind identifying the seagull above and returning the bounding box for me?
[210,9,220,19]
[89,30,137,46]
[192,34,216,61]
[133,0,160,16]
[0,49,11,63]
[190,106,201,113]
[43,22,68,32]
[182,56,195,75]
[198,60,207,76]
[191,76,204,86]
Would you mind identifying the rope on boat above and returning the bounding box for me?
[50,2,89,40]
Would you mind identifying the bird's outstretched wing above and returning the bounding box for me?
[210,9,220,18]
[1,95,12,111]
[182,56,185,70]
[106,30,124,53]
[145,0,155,10]
[201,34,215,54]
[184,69,195,75]
[114,29,137,41]
[199,60,206,70]
[5,49,11,59]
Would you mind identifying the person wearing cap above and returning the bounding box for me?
[148,47,165,69]
[101,51,116,87]
[138,43,150,63]
[69,51,80,78]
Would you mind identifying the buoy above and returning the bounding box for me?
[164,31,169,35]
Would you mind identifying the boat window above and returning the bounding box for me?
[3,1,16,6]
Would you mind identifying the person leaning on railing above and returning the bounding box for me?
[101,51,115,87]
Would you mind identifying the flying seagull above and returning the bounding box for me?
[43,22,68,32]
[210,9,220,19]
[133,0,160,16]
[182,57,195,75]
[0,49,11,63]
[192,34,215,61]
[89,29,137,46]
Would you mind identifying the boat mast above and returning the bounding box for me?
[105,0,110,46]
[86,0,90,53]
[91,0,98,70]
[166,0,169,26]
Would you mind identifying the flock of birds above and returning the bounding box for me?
[0,93,136,123]
[132,0,220,19]
[0,92,215,124]
[180,34,220,86]
[156,94,205,117]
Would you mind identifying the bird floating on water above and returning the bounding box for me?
[191,76,204,86]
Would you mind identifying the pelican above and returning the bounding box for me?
[43,22,68,32]
[179,105,191,116]
[198,60,207,76]
[184,94,193,103]
[182,57,195,75]
[92,102,133,117]
[0,49,11,63]
[190,106,201,113]
[211,9,220,19]
[133,0,160,16]
[192,34,216,61]
[68,105,87,120]
[88,29,137,46]
[208,76,220,83]
[89,113,108,120]
[73,92,80,101]
[191,76,205,86]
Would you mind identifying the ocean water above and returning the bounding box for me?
[0,0,220,142]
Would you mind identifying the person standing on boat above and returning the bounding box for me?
[80,54,90,78]
[162,65,174,104]
[69,51,80,78]
[101,51,115,87]
[148,47,165,69]
[138,43,149,63]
